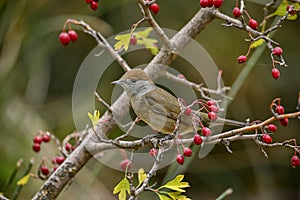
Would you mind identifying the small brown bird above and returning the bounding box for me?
[112,68,201,134]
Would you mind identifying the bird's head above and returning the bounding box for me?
[112,68,154,96]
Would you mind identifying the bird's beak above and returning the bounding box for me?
[111,80,121,85]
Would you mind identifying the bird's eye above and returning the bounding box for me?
[131,79,137,83]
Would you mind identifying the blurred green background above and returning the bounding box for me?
[1,0,300,199]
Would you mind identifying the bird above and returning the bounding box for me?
[112,68,246,135]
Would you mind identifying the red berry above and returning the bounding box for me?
[183,147,193,157]
[273,47,283,56]
[208,112,217,121]
[276,105,285,114]
[200,0,208,7]
[42,135,51,143]
[280,118,289,127]
[213,0,223,8]
[68,30,78,42]
[32,143,41,152]
[184,107,192,116]
[237,55,247,63]
[149,3,160,14]
[232,7,241,17]
[287,5,296,15]
[207,0,214,7]
[202,127,212,136]
[65,143,73,152]
[267,124,277,132]
[120,159,131,171]
[291,155,300,168]
[59,32,70,46]
[130,35,137,45]
[33,136,42,144]
[249,19,258,30]
[207,100,216,106]
[90,1,98,10]
[209,105,218,113]
[262,134,272,143]
[149,148,158,157]
[55,157,65,165]
[85,0,93,4]
[176,154,185,165]
[193,134,203,145]
[40,166,50,176]
[271,68,280,80]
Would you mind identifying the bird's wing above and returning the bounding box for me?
[144,87,180,120]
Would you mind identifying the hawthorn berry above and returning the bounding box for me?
[59,32,70,46]
[90,1,98,10]
[249,19,258,30]
[276,105,285,115]
[193,134,203,145]
[149,3,160,15]
[287,5,296,15]
[68,30,78,42]
[65,143,73,152]
[33,136,42,144]
[207,100,216,106]
[130,35,137,45]
[237,55,247,63]
[207,0,214,7]
[213,0,223,8]
[200,0,208,7]
[271,68,280,80]
[55,157,65,165]
[291,155,300,168]
[42,135,51,143]
[32,143,41,152]
[262,134,272,144]
[183,147,193,157]
[273,47,283,56]
[40,166,50,176]
[209,105,219,113]
[280,118,289,127]
[184,107,192,116]
[232,7,241,18]
[208,111,217,121]
[85,0,93,4]
[267,124,277,132]
[120,159,131,171]
[149,148,158,157]
[202,127,212,137]
[176,154,185,165]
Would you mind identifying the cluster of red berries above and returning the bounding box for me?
[148,2,160,15]
[32,131,51,153]
[207,99,218,121]
[271,47,283,79]
[59,30,78,46]
[176,147,193,165]
[39,156,66,176]
[200,0,223,8]
[85,0,99,11]
[261,123,278,144]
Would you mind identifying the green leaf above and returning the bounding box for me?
[138,168,147,187]
[156,193,173,200]
[250,38,265,49]
[17,174,30,186]
[88,110,100,126]
[113,177,130,200]
[159,175,190,193]
[135,27,153,39]
[114,33,131,51]
[167,192,191,200]
[273,0,299,20]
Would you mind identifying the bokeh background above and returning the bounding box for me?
[1,0,300,199]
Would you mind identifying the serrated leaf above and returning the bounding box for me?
[88,110,100,126]
[250,38,265,49]
[167,192,191,200]
[135,27,153,39]
[142,38,159,55]
[138,168,147,186]
[17,174,30,186]
[114,33,131,51]
[156,193,173,200]
[273,0,299,20]
[159,175,190,193]
[113,177,130,200]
